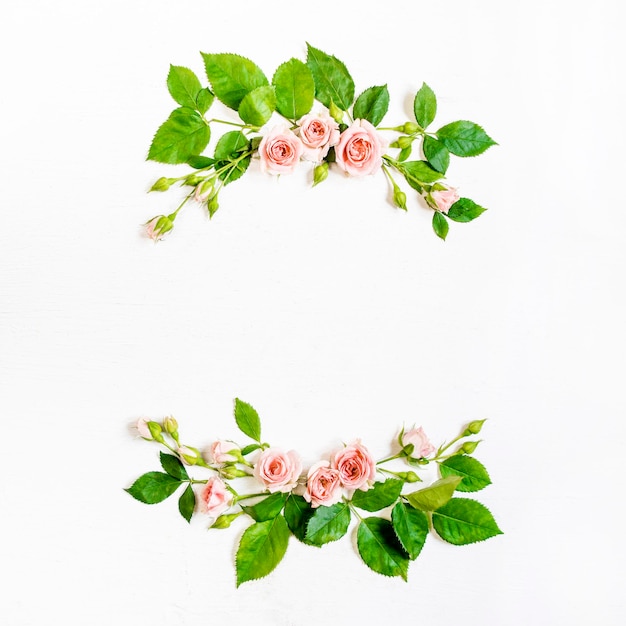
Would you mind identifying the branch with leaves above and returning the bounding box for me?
[126,399,502,586]
[144,44,496,241]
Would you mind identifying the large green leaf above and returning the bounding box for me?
[178,484,195,523]
[272,58,315,120]
[422,135,450,174]
[125,472,181,504]
[357,517,409,580]
[167,65,203,110]
[353,85,389,127]
[405,476,462,511]
[391,502,428,560]
[159,452,189,481]
[305,43,355,111]
[413,82,437,129]
[235,516,290,586]
[398,160,444,189]
[147,107,211,164]
[233,398,261,442]
[440,455,491,492]
[238,85,276,126]
[447,198,487,223]
[201,52,268,110]
[350,479,403,512]
[242,493,288,522]
[432,498,503,545]
[305,503,351,546]
[436,120,496,157]
[284,495,315,543]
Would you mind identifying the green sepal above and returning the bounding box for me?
[305,43,355,111]
[238,85,276,127]
[436,120,497,157]
[439,455,491,492]
[397,160,444,188]
[233,398,262,442]
[272,58,315,120]
[413,82,437,129]
[167,65,203,110]
[242,492,288,522]
[447,198,487,223]
[284,494,316,544]
[357,517,409,581]
[422,135,450,174]
[178,483,195,523]
[305,502,351,546]
[235,515,290,587]
[397,146,412,162]
[159,451,189,481]
[391,502,428,560]
[350,479,403,512]
[353,85,389,126]
[432,498,503,545]
[405,475,462,511]
[125,471,182,504]
[432,211,449,241]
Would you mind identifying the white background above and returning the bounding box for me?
[1,1,625,624]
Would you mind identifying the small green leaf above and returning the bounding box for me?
[201,52,268,110]
[436,120,497,157]
[284,495,315,543]
[148,107,211,164]
[305,503,351,546]
[240,443,262,456]
[242,492,288,522]
[353,85,390,126]
[236,516,290,587]
[167,65,203,109]
[398,160,444,188]
[432,211,449,241]
[306,43,355,111]
[178,484,195,523]
[357,517,409,580]
[214,130,249,160]
[422,135,450,174]
[125,472,181,504]
[406,475,462,511]
[398,145,412,162]
[440,455,491,492]
[234,398,261,442]
[414,83,437,129]
[196,88,214,115]
[272,58,315,120]
[187,155,215,169]
[238,85,276,127]
[391,502,428,560]
[351,479,403,512]
[159,452,189,481]
[432,498,503,545]
[447,198,487,223]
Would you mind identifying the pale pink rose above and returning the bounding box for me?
[206,440,240,464]
[334,119,385,176]
[402,427,435,458]
[304,461,343,508]
[332,440,376,491]
[258,126,303,175]
[199,476,233,517]
[297,113,340,162]
[431,187,459,214]
[136,417,152,440]
[253,448,302,493]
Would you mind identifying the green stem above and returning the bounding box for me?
[377,452,404,465]
[234,492,267,504]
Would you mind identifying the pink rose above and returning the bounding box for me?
[297,113,340,162]
[205,440,240,464]
[136,417,152,440]
[431,187,459,214]
[402,427,435,458]
[334,119,385,176]
[332,440,376,491]
[258,125,303,175]
[253,448,302,493]
[199,476,233,517]
[304,461,342,508]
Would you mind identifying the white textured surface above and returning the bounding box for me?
[1,1,625,624]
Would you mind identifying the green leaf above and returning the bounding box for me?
[305,502,351,546]
[284,495,315,543]
[351,479,403,512]
[272,58,315,120]
[167,65,203,110]
[238,85,276,126]
[148,107,211,164]
[405,475,462,511]
[436,120,496,157]
[196,88,214,115]
[353,85,389,126]
[242,492,288,522]
[422,135,450,174]
[159,452,189,481]
[432,211,449,241]
[125,472,181,504]
[391,502,428,560]
[447,197,487,223]
[216,155,251,185]
[236,515,290,586]
[201,52,268,110]
[305,43,355,111]
[414,83,437,129]
[240,443,262,456]
[187,155,215,169]
[398,160,444,188]
[178,484,195,523]
[214,131,249,160]
[233,398,261,442]
[439,455,491,492]
[357,517,409,580]
[432,498,503,545]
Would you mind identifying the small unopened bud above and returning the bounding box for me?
[403,122,420,134]
[463,419,487,437]
[458,440,481,455]
[150,177,175,192]
[313,162,329,186]
[393,185,407,211]
[147,421,165,443]
[211,513,241,529]
[329,101,344,124]
[207,196,219,218]
[145,215,174,241]
[220,466,249,479]
[177,445,202,466]
[163,416,178,435]
[397,135,413,149]
[194,179,213,203]
[185,175,203,187]
[404,471,420,483]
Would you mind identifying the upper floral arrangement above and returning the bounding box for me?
[145,44,496,241]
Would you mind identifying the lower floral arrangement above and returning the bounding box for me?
[126,398,502,586]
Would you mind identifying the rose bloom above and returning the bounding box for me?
[253,448,302,493]
[334,119,385,176]
[297,113,340,162]
[258,125,303,175]
[304,461,343,508]
[402,427,435,458]
[199,476,233,517]
[205,440,240,464]
[431,187,459,214]
[135,417,152,440]
[332,440,376,491]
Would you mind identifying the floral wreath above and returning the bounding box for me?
[144,44,496,241]
[127,399,501,586]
